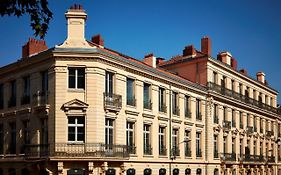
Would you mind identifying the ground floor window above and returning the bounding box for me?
[173,168,179,175]
[106,169,116,175]
[159,168,166,175]
[67,169,85,175]
[144,168,152,175]
[127,168,135,175]
[185,168,191,175]
[214,168,219,175]
[196,168,202,175]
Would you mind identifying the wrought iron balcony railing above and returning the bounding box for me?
[267,156,275,163]
[221,153,236,161]
[144,145,152,155]
[185,109,191,118]
[185,149,191,157]
[159,103,167,113]
[196,112,202,121]
[238,154,265,162]
[104,93,122,111]
[214,150,219,158]
[143,100,152,110]
[23,144,49,159]
[55,143,129,158]
[21,95,30,105]
[126,96,136,106]
[127,145,136,154]
[222,120,231,129]
[33,91,48,106]
[232,120,236,128]
[171,146,180,157]
[159,146,167,156]
[208,82,277,113]
[172,106,180,116]
[246,126,254,135]
[214,116,219,124]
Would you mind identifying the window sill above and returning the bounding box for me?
[126,104,137,108]
[68,89,85,93]
[143,154,154,158]
[67,142,85,145]
[159,155,168,158]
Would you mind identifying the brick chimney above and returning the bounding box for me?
[256,72,265,83]
[230,57,237,70]
[22,38,48,58]
[156,57,165,65]
[58,4,90,48]
[91,34,104,47]
[183,45,196,57]
[201,36,211,56]
[143,53,156,68]
[239,69,248,75]
[218,52,232,65]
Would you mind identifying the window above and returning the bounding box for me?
[9,122,16,154]
[253,141,256,156]
[185,130,191,157]
[22,120,30,151]
[9,80,16,107]
[105,119,114,147]
[232,138,235,153]
[213,104,218,123]
[0,124,3,154]
[240,139,243,155]
[246,114,249,128]
[126,122,135,154]
[68,67,85,89]
[184,95,191,118]
[143,83,151,109]
[213,72,217,84]
[159,127,166,155]
[196,132,201,157]
[231,80,235,91]
[143,124,151,155]
[126,78,135,106]
[0,84,3,109]
[172,129,179,156]
[223,107,227,121]
[172,92,179,116]
[254,117,257,132]
[41,119,48,145]
[68,117,85,142]
[223,137,227,154]
[41,70,48,92]
[196,99,202,120]
[260,141,263,156]
[22,76,30,104]
[231,109,235,127]
[214,135,218,158]
[238,83,242,94]
[239,112,243,129]
[159,87,166,112]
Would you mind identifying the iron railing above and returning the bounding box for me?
[214,116,219,124]
[222,120,231,129]
[185,149,191,157]
[221,153,236,161]
[159,103,167,113]
[33,91,48,106]
[214,150,219,158]
[127,145,136,154]
[266,131,274,137]
[126,96,136,106]
[143,100,152,110]
[104,93,122,111]
[232,120,236,128]
[144,145,152,155]
[171,146,180,157]
[247,126,254,135]
[159,146,167,156]
[172,106,180,116]
[24,144,49,159]
[238,154,265,162]
[196,150,202,157]
[208,82,277,113]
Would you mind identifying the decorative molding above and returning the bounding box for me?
[195,123,204,128]
[142,113,155,119]
[126,117,136,122]
[158,116,169,122]
[125,110,139,116]
[184,121,194,126]
[172,118,182,124]
[62,99,88,115]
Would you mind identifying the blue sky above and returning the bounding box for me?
[0,0,281,103]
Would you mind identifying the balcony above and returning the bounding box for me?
[159,103,167,113]
[171,146,180,157]
[213,116,219,124]
[55,143,129,158]
[8,96,16,108]
[246,126,254,135]
[185,109,191,118]
[127,96,136,106]
[144,145,152,155]
[159,146,167,156]
[104,93,122,112]
[208,82,277,113]
[33,91,48,106]
[222,120,231,130]
[221,153,236,161]
[127,145,136,154]
[185,149,191,157]
[172,106,180,116]
[267,156,275,163]
[21,95,30,105]
[196,112,202,121]
[24,144,49,159]
[239,154,265,162]
[143,100,152,110]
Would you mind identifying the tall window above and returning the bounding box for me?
[0,124,3,154]
[159,127,165,155]
[105,119,114,147]
[105,71,114,95]
[23,120,30,145]
[214,135,218,158]
[239,112,243,129]
[41,119,48,145]
[254,117,257,132]
[159,87,166,112]
[213,72,217,84]
[68,67,85,89]
[231,80,235,91]
[260,141,263,156]
[22,76,30,104]
[172,92,179,116]
[185,95,191,118]
[246,114,249,128]
[41,70,48,92]
[196,132,201,157]
[143,124,151,154]
[172,129,179,156]
[232,138,235,153]
[231,109,235,127]
[143,83,151,109]
[126,78,135,106]
[223,137,226,154]
[185,130,191,157]
[214,104,218,123]
[0,84,3,109]
[253,141,256,156]
[196,99,201,120]
[240,139,243,155]
[9,122,16,154]
[9,80,17,107]
[68,117,85,142]
[126,122,135,154]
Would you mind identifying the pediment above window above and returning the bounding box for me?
[62,99,88,115]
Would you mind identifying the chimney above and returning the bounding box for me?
[230,57,237,70]
[91,34,104,47]
[256,72,265,83]
[58,4,90,48]
[218,52,232,65]
[22,38,48,58]
[183,45,196,57]
[143,53,156,68]
[156,57,165,65]
[201,36,211,56]
[239,69,248,75]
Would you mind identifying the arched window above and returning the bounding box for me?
[173,168,179,175]
[144,168,152,175]
[127,168,135,175]
[196,168,202,175]
[159,168,166,175]
[185,168,191,175]
[214,168,219,175]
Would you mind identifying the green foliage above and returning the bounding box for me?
[0,0,53,38]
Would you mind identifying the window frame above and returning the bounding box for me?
[67,116,85,143]
[68,67,85,90]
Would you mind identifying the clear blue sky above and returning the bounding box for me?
[0,0,281,103]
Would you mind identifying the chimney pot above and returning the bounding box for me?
[143,53,157,68]
[218,51,232,65]
[91,34,104,46]
[183,45,196,57]
[22,38,48,58]
[201,36,211,56]
[239,69,248,75]
[256,72,265,83]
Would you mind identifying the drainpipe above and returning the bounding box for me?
[169,85,172,175]
[205,95,209,175]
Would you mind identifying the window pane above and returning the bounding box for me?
[68,117,75,124]
[68,69,75,88]
[77,117,85,124]
[77,69,85,89]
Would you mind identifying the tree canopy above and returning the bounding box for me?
[0,0,53,39]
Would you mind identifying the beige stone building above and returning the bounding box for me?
[0,4,280,175]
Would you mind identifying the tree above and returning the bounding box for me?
[0,0,53,39]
